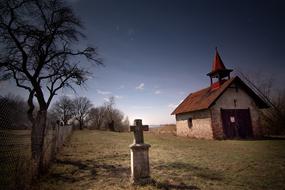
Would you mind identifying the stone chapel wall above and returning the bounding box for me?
[176,110,213,139]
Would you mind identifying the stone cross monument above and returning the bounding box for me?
[129,119,151,184]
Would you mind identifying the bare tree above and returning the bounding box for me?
[236,70,285,135]
[87,106,105,129]
[88,97,129,132]
[73,96,92,130]
[104,96,115,131]
[50,96,74,125]
[110,108,128,132]
[0,0,101,176]
[0,94,30,129]
[261,89,285,135]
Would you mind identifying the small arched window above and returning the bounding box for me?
[188,118,193,128]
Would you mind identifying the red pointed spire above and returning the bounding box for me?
[207,48,233,89]
[212,48,226,72]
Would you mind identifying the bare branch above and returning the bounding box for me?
[11,69,32,91]
[0,0,101,112]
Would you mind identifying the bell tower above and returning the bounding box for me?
[207,48,233,90]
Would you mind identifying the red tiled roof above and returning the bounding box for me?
[171,76,268,115]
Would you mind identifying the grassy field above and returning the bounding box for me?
[36,130,285,190]
[149,124,176,135]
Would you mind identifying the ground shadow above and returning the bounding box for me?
[51,159,203,189]
[50,158,129,183]
[93,153,129,160]
[44,159,220,189]
[151,179,200,190]
[154,161,224,181]
[262,136,285,140]
[225,136,285,141]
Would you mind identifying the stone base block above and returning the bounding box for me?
[130,143,151,184]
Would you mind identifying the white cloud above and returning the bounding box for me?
[168,104,178,109]
[168,100,183,109]
[135,83,144,90]
[154,90,161,95]
[103,97,110,102]
[96,89,111,95]
[103,95,123,102]
[114,95,123,99]
[63,93,75,98]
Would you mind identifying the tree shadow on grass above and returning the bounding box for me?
[154,161,224,181]
[45,160,220,189]
[93,153,129,161]
[49,158,129,183]
[151,179,200,190]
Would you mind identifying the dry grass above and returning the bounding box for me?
[36,130,285,190]
[149,125,176,135]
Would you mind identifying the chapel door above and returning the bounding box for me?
[221,109,253,139]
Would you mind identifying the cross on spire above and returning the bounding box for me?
[130,119,149,144]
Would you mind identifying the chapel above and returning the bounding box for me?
[171,50,268,139]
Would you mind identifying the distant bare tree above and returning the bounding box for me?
[87,106,105,129]
[262,89,285,135]
[50,96,75,125]
[0,94,30,129]
[111,109,129,132]
[237,70,285,135]
[104,96,115,131]
[73,97,92,130]
[0,0,101,176]
[88,97,129,132]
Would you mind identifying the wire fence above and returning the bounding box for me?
[0,97,73,190]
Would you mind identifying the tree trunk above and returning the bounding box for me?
[31,109,47,178]
[79,118,83,130]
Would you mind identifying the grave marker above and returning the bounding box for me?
[129,119,151,184]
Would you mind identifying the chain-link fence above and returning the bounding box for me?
[0,97,73,189]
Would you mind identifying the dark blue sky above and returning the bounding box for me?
[2,0,285,124]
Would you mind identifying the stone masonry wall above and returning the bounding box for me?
[176,110,213,139]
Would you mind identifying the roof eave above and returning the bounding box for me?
[171,107,209,115]
[207,69,233,76]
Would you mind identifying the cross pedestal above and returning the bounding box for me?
[129,119,151,184]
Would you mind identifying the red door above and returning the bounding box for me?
[221,109,253,139]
